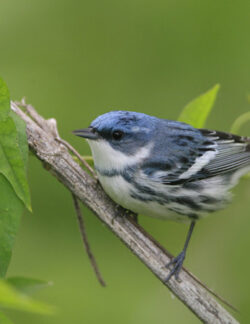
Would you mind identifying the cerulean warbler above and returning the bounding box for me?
[74,111,250,281]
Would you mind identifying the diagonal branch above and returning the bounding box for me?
[11,101,239,324]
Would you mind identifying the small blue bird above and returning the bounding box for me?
[73,111,250,281]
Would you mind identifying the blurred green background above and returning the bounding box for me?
[1,0,250,323]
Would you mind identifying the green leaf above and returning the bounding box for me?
[0,311,14,324]
[178,84,220,128]
[230,111,250,135]
[72,155,94,168]
[81,155,94,167]
[9,111,28,168]
[0,280,54,314]
[0,78,31,277]
[0,79,10,122]
[6,277,52,294]
[0,175,23,277]
[0,81,31,210]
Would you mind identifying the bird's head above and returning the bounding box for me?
[73,111,157,171]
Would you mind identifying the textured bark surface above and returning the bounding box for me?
[11,101,238,324]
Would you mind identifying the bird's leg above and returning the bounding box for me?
[165,221,195,282]
[128,212,138,224]
[111,207,138,224]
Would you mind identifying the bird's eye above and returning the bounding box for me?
[112,130,124,140]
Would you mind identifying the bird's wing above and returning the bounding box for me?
[145,129,250,185]
[196,129,250,178]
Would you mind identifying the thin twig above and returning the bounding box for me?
[55,137,97,178]
[16,99,96,178]
[72,194,106,287]
[187,272,239,313]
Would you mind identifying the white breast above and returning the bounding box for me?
[97,170,191,222]
[87,139,182,220]
[97,172,135,208]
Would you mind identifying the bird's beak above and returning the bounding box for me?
[72,127,99,140]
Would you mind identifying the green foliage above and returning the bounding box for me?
[0,175,22,277]
[0,78,53,322]
[6,277,52,294]
[230,111,250,135]
[230,108,250,178]
[0,78,30,277]
[0,311,14,324]
[0,79,11,122]
[9,111,28,168]
[0,280,54,315]
[178,84,220,128]
[0,110,31,210]
[178,85,250,181]
[78,155,94,166]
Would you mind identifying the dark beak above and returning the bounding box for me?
[72,127,99,140]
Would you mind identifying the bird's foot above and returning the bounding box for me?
[165,251,186,282]
[125,210,138,224]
